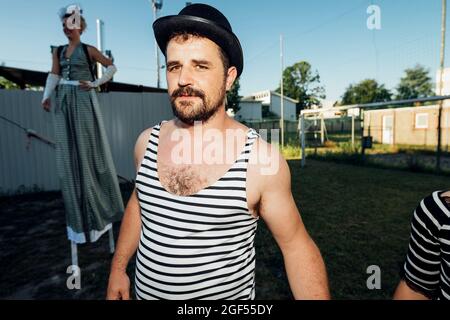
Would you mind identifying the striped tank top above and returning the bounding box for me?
[134,122,260,300]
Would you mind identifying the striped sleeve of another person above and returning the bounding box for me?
[401,191,450,300]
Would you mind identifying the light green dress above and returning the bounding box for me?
[54,43,124,244]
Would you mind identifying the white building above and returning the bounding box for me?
[234,100,262,121]
[239,90,297,121]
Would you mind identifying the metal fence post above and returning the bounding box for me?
[301,114,306,168]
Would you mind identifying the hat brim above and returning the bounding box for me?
[153,15,243,77]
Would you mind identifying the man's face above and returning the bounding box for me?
[166,35,236,125]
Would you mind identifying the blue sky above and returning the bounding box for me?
[0,0,447,102]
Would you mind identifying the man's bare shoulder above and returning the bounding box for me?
[135,127,152,147]
[224,117,249,132]
[248,137,290,192]
[135,120,174,151]
[250,137,286,167]
[134,126,158,169]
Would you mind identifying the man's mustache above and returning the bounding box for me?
[171,87,205,100]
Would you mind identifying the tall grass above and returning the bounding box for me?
[281,144,301,159]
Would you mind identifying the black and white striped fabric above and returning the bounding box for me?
[134,123,260,300]
[401,190,450,300]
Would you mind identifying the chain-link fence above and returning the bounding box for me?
[299,102,450,173]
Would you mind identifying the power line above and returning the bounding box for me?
[246,40,279,64]
[0,58,48,66]
[285,0,368,39]
[246,0,367,66]
[0,58,158,74]
[246,1,368,67]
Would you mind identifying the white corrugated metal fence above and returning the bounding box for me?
[0,89,173,195]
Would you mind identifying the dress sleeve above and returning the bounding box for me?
[401,192,443,299]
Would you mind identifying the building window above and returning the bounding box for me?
[415,113,428,129]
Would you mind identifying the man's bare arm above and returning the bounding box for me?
[254,141,330,299]
[106,128,151,299]
[393,280,430,300]
[109,189,141,274]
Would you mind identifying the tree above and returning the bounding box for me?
[0,76,19,90]
[275,61,325,115]
[341,79,391,105]
[226,77,241,114]
[396,64,434,100]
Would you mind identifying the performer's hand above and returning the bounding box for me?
[79,80,94,91]
[106,270,131,300]
[42,98,51,112]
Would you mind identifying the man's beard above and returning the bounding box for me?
[170,86,226,125]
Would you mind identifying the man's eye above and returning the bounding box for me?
[196,65,208,70]
[168,65,180,72]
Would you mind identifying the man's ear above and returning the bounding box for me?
[225,66,238,91]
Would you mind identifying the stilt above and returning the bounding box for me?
[108,228,115,254]
[71,241,78,267]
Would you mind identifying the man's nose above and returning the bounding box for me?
[178,67,194,87]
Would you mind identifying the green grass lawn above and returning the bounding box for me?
[254,159,450,300]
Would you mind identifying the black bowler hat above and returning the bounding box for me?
[153,3,244,77]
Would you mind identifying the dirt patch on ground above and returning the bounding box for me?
[0,183,293,300]
[368,153,450,172]
[0,186,135,300]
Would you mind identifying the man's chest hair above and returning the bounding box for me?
[158,163,210,196]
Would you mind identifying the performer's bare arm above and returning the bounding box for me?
[51,48,61,75]
[251,140,330,299]
[80,46,115,91]
[87,46,113,67]
[106,128,150,300]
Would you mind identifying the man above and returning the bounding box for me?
[107,3,329,300]
[393,190,450,300]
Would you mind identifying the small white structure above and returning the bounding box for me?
[226,108,236,118]
[435,67,450,107]
[309,99,360,119]
[242,90,297,121]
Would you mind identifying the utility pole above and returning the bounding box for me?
[280,34,285,148]
[96,19,104,79]
[437,0,446,171]
[300,113,306,168]
[151,0,163,88]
